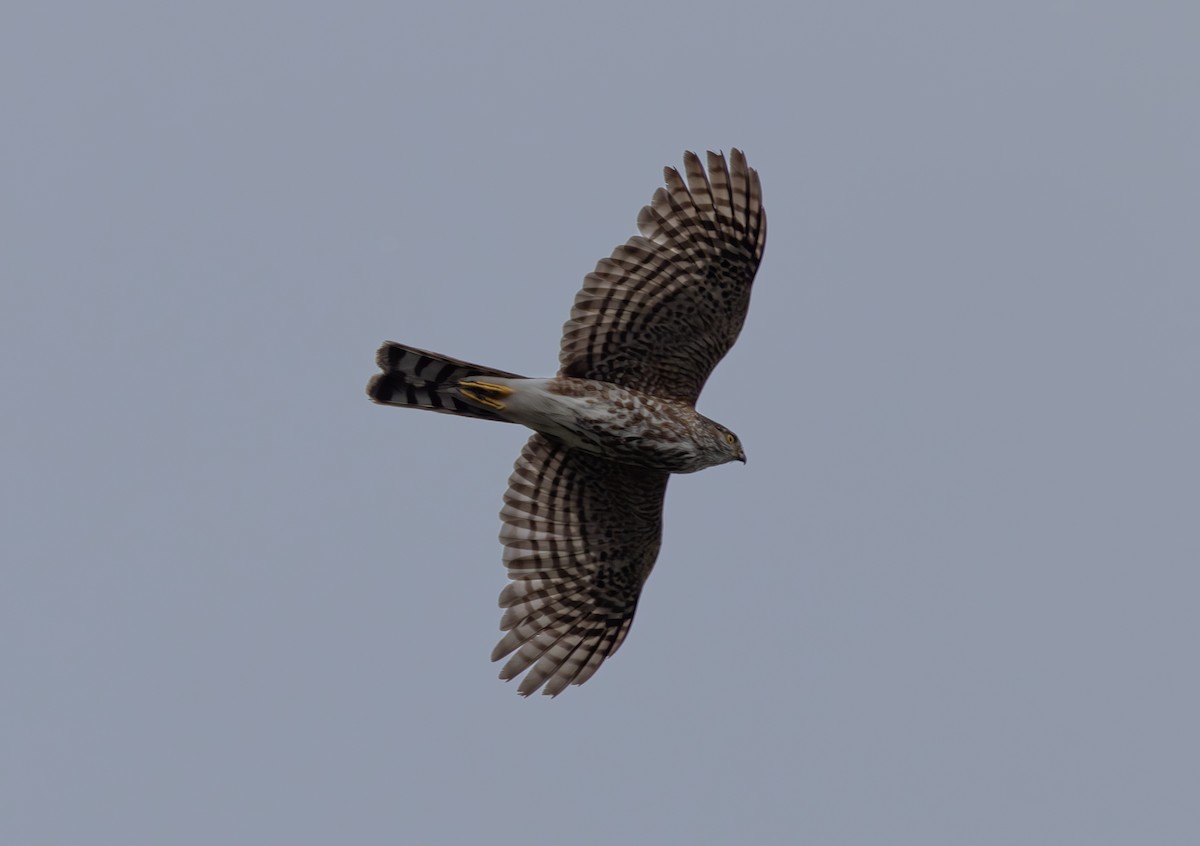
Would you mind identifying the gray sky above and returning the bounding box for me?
[4,2,1198,843]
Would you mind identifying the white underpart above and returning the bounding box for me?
[482,378,667,455]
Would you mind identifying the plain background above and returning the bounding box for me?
[4,2,1198,843]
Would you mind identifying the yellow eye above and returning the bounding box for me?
[725,433,736,445]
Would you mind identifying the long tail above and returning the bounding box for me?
[366,342,526,423]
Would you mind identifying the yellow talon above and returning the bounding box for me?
[458,380,514,411]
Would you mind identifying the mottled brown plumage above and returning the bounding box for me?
[560,149,765,403]
[368,150,766,695]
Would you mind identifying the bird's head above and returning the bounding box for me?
[698,418,746,468]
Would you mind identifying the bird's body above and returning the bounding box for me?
[368,149,766,696]
[371,353,742,473]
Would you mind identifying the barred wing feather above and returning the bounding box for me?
[494,434,669,696]
[558,149,766,405]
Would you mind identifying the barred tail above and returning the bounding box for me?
[366,342,526,422]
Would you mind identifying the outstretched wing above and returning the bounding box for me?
[494,434,669,696]
[558,149,767,405]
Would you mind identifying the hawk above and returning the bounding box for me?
[368,150,766,696]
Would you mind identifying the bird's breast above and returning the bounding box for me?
[500,377,704,472]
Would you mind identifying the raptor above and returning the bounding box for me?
[368,150,766,696]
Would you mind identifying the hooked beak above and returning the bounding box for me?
[737,448,747,464]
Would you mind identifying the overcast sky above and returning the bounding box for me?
[4,2,1198,844]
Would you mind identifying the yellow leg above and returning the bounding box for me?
[458,380,514,411]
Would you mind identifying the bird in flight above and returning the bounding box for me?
[368,150,766,696]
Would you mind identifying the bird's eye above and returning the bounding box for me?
[725,433,736,445]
